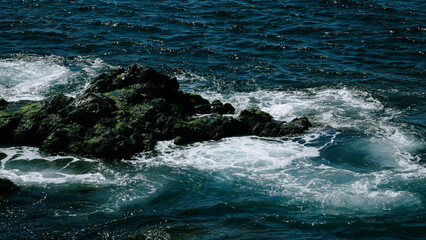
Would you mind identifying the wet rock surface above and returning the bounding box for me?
[0,64,312,160]
[0,178,20,196]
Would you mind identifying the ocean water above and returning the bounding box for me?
[0,0,425,239]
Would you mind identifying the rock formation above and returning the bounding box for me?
[0,64,311,160]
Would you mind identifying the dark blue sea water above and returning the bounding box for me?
[0,0,425,239]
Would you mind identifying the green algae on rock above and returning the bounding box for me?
[0,64,312,160]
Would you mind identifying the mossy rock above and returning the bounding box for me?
[115,121,129,134]
[13,102,46,144]
[0,64,311,160]
[238,108,273,123]
[66,93,117,127]
[211,100,235,114]
[44,94,72,115]
[41,129,70,153]
[209,116,244,139]
[87,67,126,93]
[83,137,115,158]
[173,116,244,144]
[173,118,210,144]
[0,109,10,118]
[14,102,44,117]
[103,88,141,105]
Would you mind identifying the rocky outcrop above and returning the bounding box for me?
[0,178,20,196]
[0,64,311,160]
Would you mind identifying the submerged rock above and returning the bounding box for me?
[0,178,20,196]
[0,64,311,160]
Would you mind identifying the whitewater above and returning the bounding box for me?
[1,0,425,239]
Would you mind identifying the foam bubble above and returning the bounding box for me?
[197,87,423,161]
[129,133,424,213]
[0,146,112,186]
[0,54,112,101]
[175,71,211,92]
[0,55,70,101]
[134,137,319,172]
[196,88,384,125]
[0,70,423,214]
[127,84,425,213]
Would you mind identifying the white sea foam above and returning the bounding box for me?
[0,70,424,214]
[0,146,112,185]
[0,54,112,101]
[134,137,319,171]
[0,55,69,101]
[128,84,425,213]
[199,88,423,161]
[196,88,384,126]
[131,134,424,213]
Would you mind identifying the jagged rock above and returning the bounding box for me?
[44,95,73,114]
[0,64,312,160]
[173,108,311,144]
[13,102,46,145]
[65,93,117,127]
[237,108,312,137]
[211,100,235,115]
[138,66,180,91]
[0,178,20,196]
[238,108,273,124]
[87,67,126,93]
